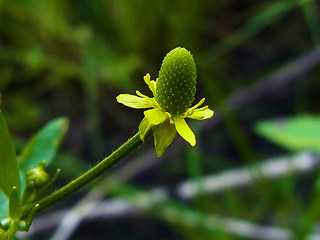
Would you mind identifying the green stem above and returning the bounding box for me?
[22,132,143,218]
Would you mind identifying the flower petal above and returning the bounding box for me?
[188,107,214,120]
[153,121,177,157]
[139,117,152,141]
[144,108,168,125]
[116,94,152,109]
[174,116,196,146]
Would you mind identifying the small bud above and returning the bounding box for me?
[156,47,197,115]
[25,161,50,190]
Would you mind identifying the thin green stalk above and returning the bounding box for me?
[21,132,143,218]
[297,0,320,45]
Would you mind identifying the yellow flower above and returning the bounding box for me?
[117,73,213,156]
[116,47,213,156]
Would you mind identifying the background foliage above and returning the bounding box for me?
[1,0,320,239]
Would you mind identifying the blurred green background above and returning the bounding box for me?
[1,0,320,239]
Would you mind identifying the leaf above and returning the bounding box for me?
[18,117,69,173]
[0,192,8,220]
[255,115,320,153]
[0,110,20,197]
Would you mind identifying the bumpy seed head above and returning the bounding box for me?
[155,47,197,115]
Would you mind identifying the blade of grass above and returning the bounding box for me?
[205,0,315,62]
[293,175,320,239]
[296,0,320,45]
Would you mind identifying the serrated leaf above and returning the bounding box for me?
[18,117,69,173]
[0,110,20,197]
[255,115,320,153]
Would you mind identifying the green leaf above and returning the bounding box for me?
[18,117,69,173]
[255,115,320,153]
[0,192,8,220]
[0,110,20,197]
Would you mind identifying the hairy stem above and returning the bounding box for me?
[22,132,143,218]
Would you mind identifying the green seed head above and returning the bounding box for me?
[155,47,197,115]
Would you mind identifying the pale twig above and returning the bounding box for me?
[177,151,319,199]
[20,186,320,240]
[19,151,320,240]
